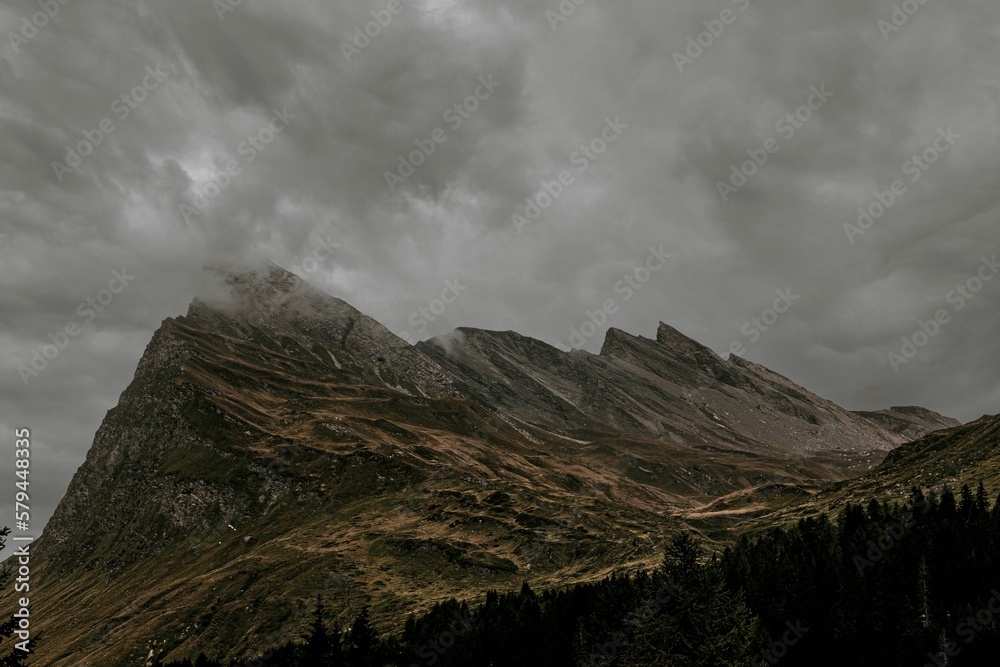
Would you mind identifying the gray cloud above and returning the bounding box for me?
[1,0,999,551]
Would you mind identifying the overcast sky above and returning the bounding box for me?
[1,0,999,544]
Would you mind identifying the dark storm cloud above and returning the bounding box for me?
[1,0,999,550]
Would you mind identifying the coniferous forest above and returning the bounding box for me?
[156,485,1000,667]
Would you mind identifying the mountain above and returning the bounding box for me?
[717,413,1000,535]
[851,405,967,443]
[419,324,957,460]
[5,263,961,666]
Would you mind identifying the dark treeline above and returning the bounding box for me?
[158,484,1000,667]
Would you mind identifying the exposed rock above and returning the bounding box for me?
[15,263,963,667]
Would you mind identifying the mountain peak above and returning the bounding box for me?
[655,321,722,362]
[598,327,638,356]
[197,260,348,312]
[187,261,367,338]
[28,264,976,665]
[181,262,460,400]
[202,260,304,298]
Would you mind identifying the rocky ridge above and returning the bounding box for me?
[13,263,963,666]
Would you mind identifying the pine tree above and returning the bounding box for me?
[975,482,990,514]
[0,526,39,667]
[623,533,764,666]
[0,631,35,667]
[302,596,341,666]
[344,608,378,667]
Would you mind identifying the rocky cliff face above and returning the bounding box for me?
[419,321,957,458]
[852,406,962,443]
[38,321,204,565]
[715,413,1000,538]
[15,263,961,666]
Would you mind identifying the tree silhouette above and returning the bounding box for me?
[344,608,378,667]
[301,596,341,666]
[0,526,39,666]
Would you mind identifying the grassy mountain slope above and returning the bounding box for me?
[3,264,967,666]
